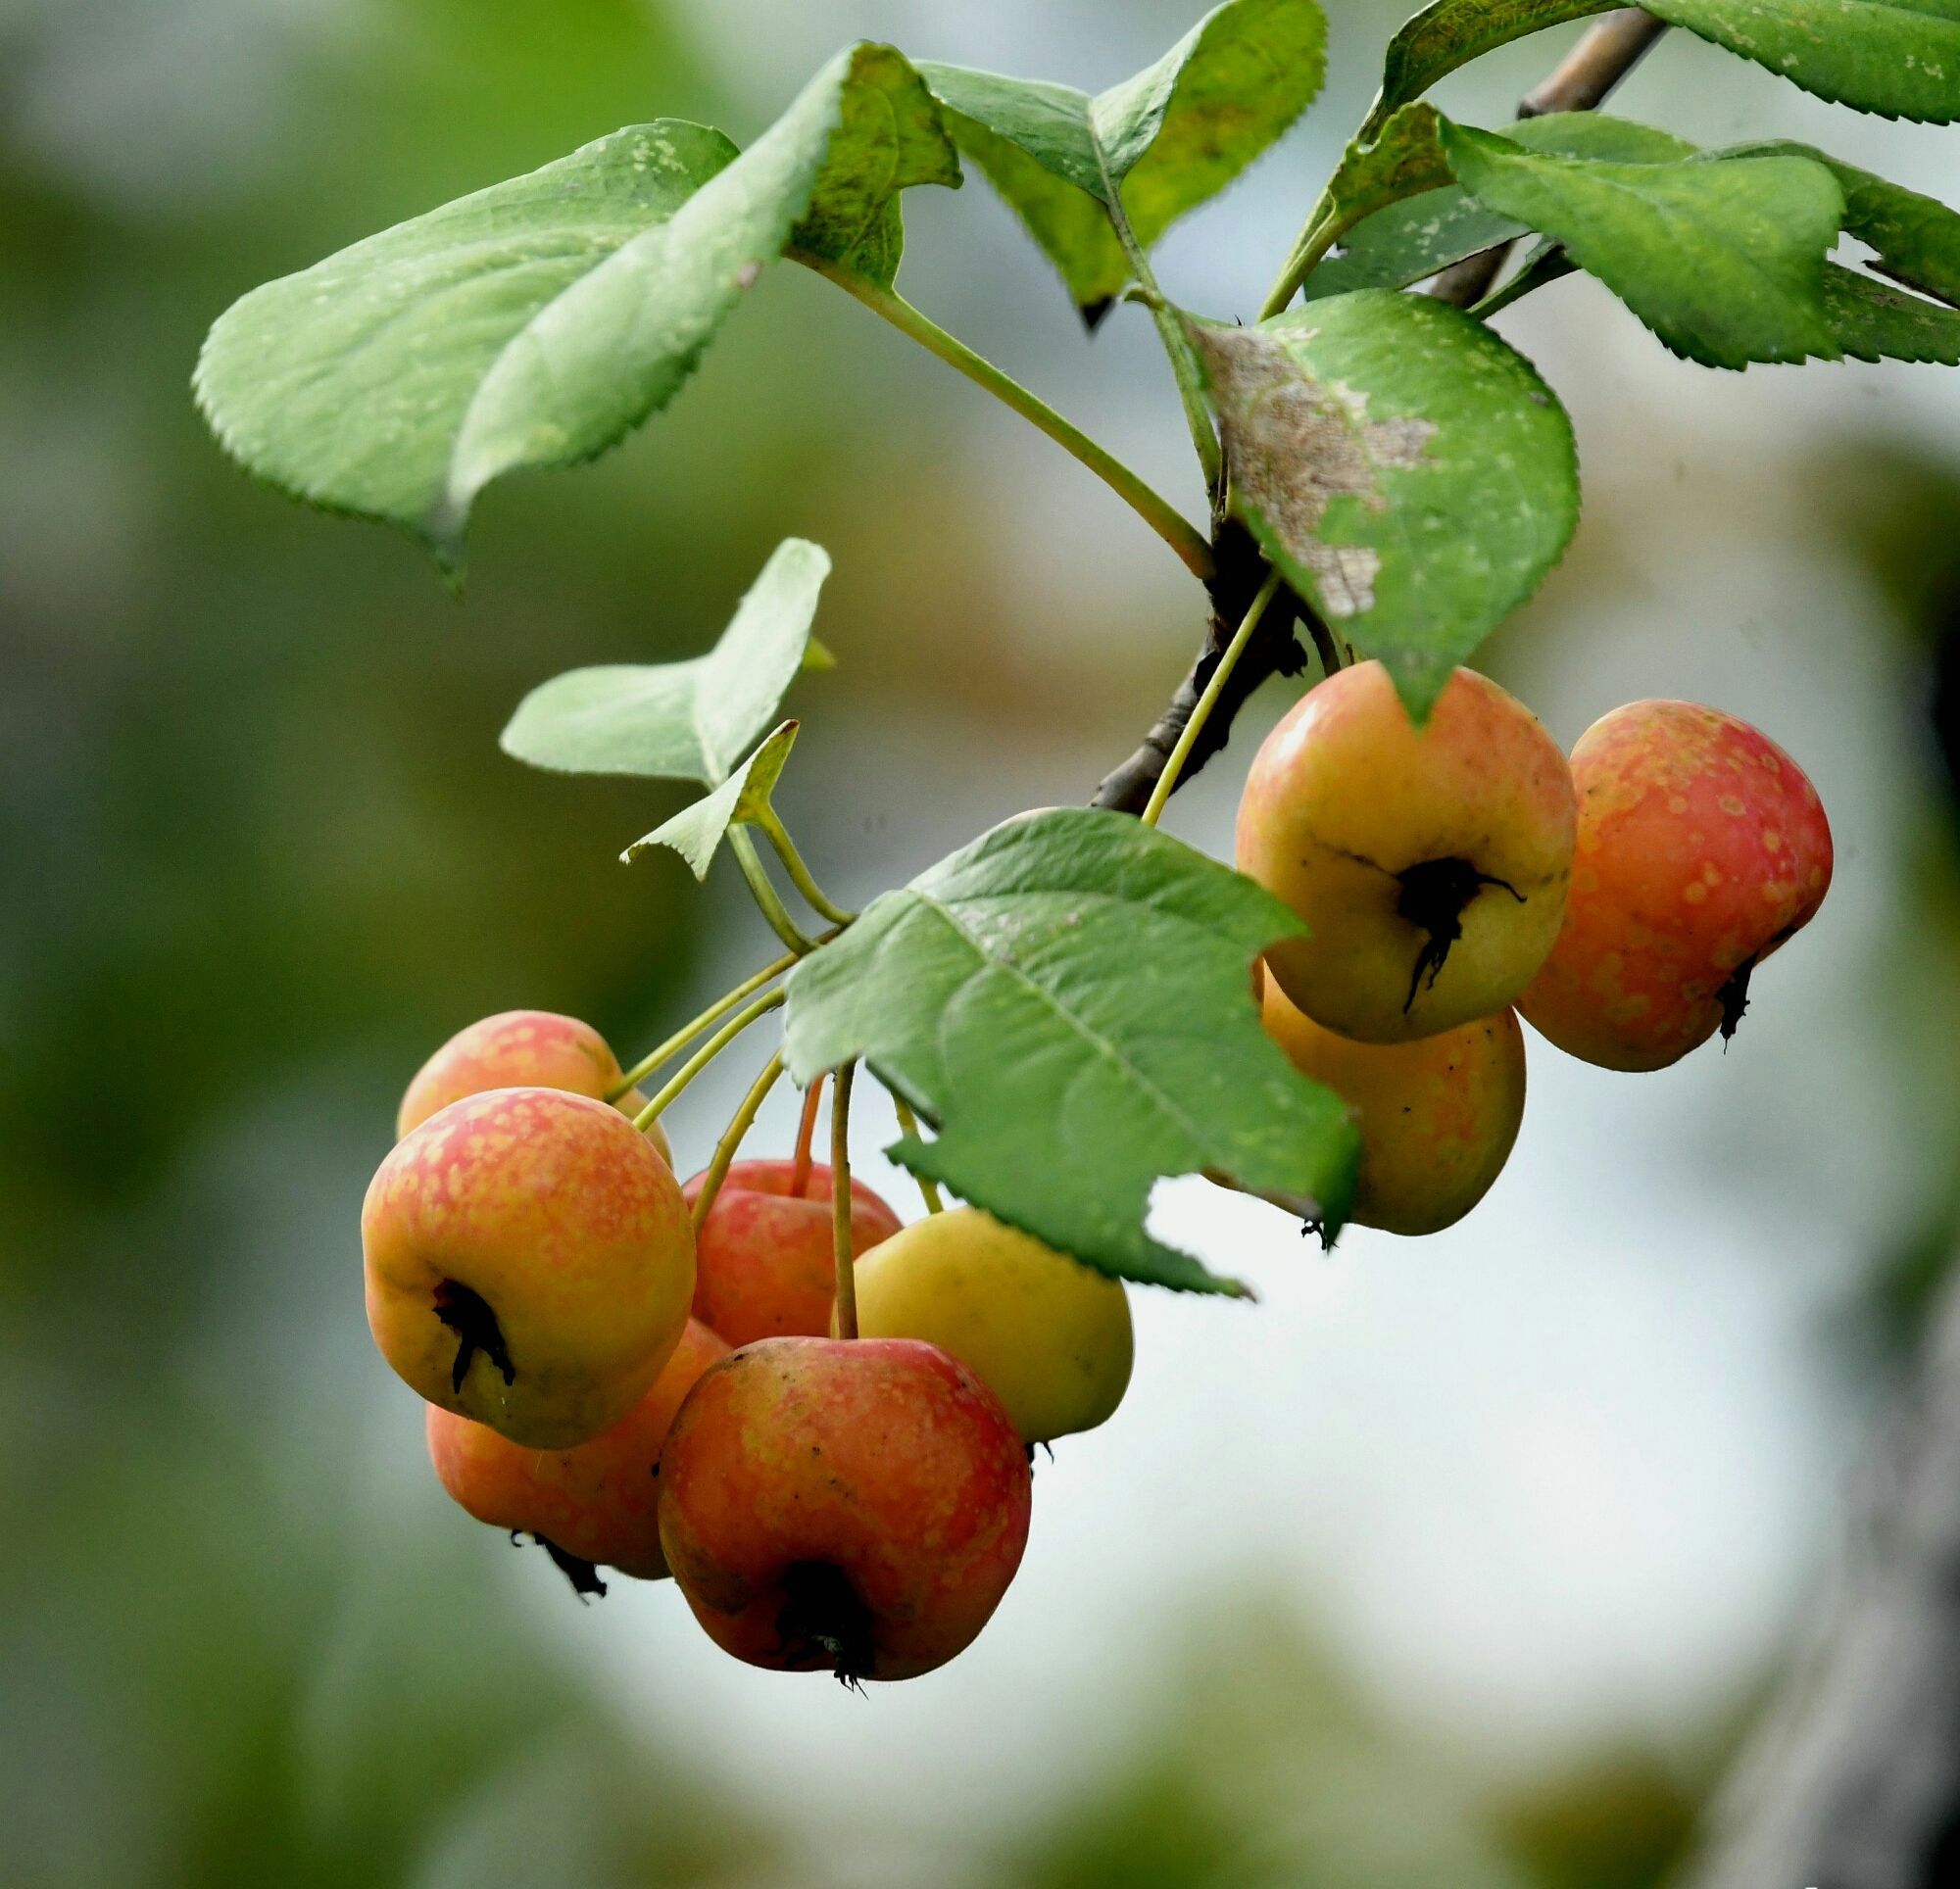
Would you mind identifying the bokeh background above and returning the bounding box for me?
[6,2,1960,1883]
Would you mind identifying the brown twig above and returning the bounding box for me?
[1431,11,1668,309]
[1094,17,1670,816]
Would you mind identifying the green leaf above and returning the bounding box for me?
[500,538,830,784]
[1372,1,1960,130]
[1303,113,1693,302]
[195,46,956,570]
[624,722,800,877]
[1301,103,1456,257]
[195,122,738,559]
[1722,142,1960,308]
[1192,292,1578,715]
[922,0,1326,317]
[1441,124,1844,367]
[783,807,1360,1293]
[1825,267,1960,363]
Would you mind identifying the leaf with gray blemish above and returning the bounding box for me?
[501,537,829,785]
[1372,0,1960,132]
[625,722,801,877]
[195,45,956,572]
[922,0,1327,319]
[782,807,1359,1293]
[1192,292,1578,717]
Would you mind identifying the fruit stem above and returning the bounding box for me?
[729,828,817,955]
[608,948,805,1102]
[790,1073,825,1196]
[632,989,787,1132]
[830,1061,859,1341]
[1141,568,1286,826]
[886,1090,946,1214]
[787,246,1214,582]
[757,806,856,927]
[691,1051,787,1235]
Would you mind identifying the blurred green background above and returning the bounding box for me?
[6,2,1960,1883]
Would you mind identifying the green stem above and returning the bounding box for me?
[886,1090,946,1215]
[729,827,816,955]
[689,1052,786,1235]
[1259,207,1340,322]
[758,807,855,927]
[631,988,787,1132]
[1142,568,1286,827]
[790,246,1213,582]
[830,1062,859,1341]
[607,948,801,1102]
[1091,161,1221,492]
[1469,251,1574,322]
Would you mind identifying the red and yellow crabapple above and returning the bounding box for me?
[1262,981,1526,1235]
[364,1088,694,1447]
[848,1207,1132,1443]
[425,1317,728,1583]
[658,1336,1032,1683]
[681,1159,902,1346]
[1236,662,1576,1043]
[1519,700,1833,1070]
[396,1008,670,1167]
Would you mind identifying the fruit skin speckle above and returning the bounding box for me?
[364,1087,696,1447]
[1519,700,1833,1072]
[395,1008,671,1168]
[658,1336,1032,1683]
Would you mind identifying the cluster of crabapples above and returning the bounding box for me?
[1238,662,1835,1235]
[359,655,1831,1687]
[364,1012,1131,1684]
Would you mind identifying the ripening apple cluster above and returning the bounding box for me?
[363,1011,1133,1684]
[1237,662,1836,1236]
[359,656,1830,1688]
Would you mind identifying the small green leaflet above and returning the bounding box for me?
[1193,292,1578,716]
[782,807,1361,1293]
[1441,125,1844,368]
[501,537,828,784]
[195,46,956,571]
[1371,1,1960,131]
[1303,113,1693,302]
[626,722,801,876]
[922,0,1326,318]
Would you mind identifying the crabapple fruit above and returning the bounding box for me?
[848,1207,1132,1443]
[1236,662,1576,1043]
[658,1336,1031,1683]
[364,1088,694,1447]
[1262,982,1525,1235]
[396,1009,670,1166]
[1518,700,1833,1070]
[425,1318,728,1580]
[681,1160,902,1346]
